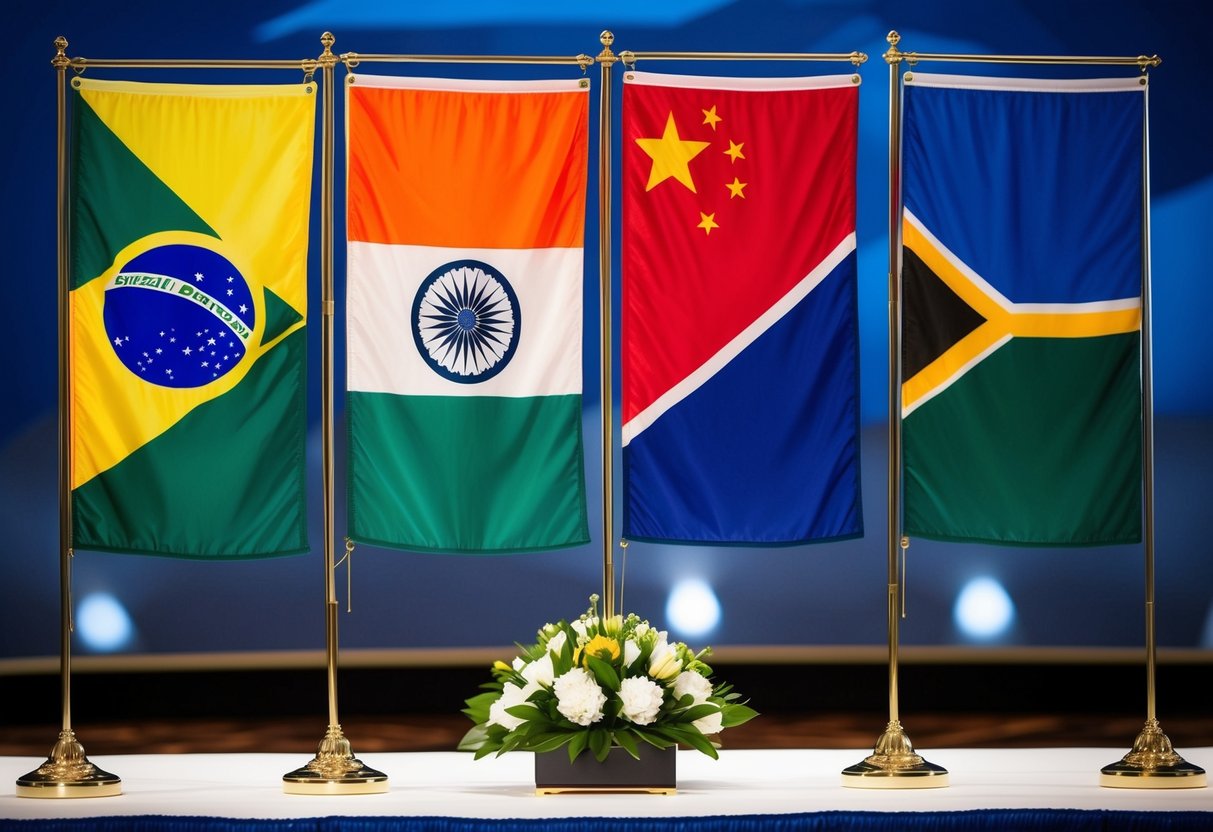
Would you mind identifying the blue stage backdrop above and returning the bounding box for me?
[2,0,1210,662]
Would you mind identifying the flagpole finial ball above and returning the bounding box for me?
[601,31,615,48]
[887,31,900,47]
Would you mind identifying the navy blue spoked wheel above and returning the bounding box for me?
[412,259,520,383]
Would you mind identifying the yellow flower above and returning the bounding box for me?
[582,635,621,665]
[492,660,511,671]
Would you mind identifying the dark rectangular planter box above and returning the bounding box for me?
[535,743,676,794]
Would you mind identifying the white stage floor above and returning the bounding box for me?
[2,747,1211,821]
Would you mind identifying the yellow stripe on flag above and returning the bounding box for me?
[901,215,1140,415]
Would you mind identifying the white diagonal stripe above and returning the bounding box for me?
[622,232,855,446]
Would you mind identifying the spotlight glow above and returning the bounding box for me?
[665,578,721,638]
[76,593,134,652]
[953,577,1015,641]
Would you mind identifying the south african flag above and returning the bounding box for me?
[901,73,1146,546]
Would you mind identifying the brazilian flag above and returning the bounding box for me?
[69,78,314,558]
[901,73,1145,546]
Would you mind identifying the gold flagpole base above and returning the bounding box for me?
[841,720,949,789]
[15,730,122,799]
[282,724,389,795]
[1100,719,1207,789]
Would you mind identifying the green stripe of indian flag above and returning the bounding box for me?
[347,242,581,397]
[347,392,589,553]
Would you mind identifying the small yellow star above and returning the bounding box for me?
[726,178,747,199]
[698,212,719,235]
[635,112,711,193]
[723,140,746,163]
[702,105,722,130]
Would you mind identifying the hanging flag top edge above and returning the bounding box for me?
[624,70,859,91]
[905,72,1146,93]
[346,73,589,94]
[73,77,314,97]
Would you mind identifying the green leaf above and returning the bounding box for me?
[462,692,499,724]
[504,704,544,722]
[720,703,759,728]
[473,744,500,760]
[524,732,575,754]
[633,728,675,750]
[586,655,621,692]
[589,728,611,762]
[567,730,590,762]
[650,725,719,759]
[457,723,489,752]
[614,729,640,760]
[673,703,720,724]
[497,732,523,755]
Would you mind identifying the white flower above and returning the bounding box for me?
[693,708,724,736]
[520,652,554,688]
[618,676,665,725]
[552,667,607,726]
[623,637,641,668]
[546,629,568,657]
[673,670,713,704]
[487,682,536,731]
[512,656,526,671]
[635,622,650,638]
[648,639,682,681]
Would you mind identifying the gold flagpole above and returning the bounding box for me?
[1101,71,1205,789]
[864,31,1200,789]
[30,35,370,795]
[608,44,865,619]
[841,32,946,789]
[17,36,122,800]
[597,32,618,620]
[283,33,388,795]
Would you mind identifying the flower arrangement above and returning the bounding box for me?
[459,596,757,763]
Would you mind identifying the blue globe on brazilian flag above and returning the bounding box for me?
[69,78,315,559]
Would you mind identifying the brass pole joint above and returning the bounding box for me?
[850,51,868,66]
[597,30,618,66]
[883,31,903,66]
[576,53,594,72]
[318,32,338,71]
[52,37,70,71]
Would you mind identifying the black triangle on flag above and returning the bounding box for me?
[902,245,987,381]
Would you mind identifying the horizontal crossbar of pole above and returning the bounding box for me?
[621,51,866,64]
[66,58,318,70]
[341,53,595,68]
[897,52,1159,68]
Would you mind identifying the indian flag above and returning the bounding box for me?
[345,73,590,553]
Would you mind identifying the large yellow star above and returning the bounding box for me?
[636,112,711,193]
